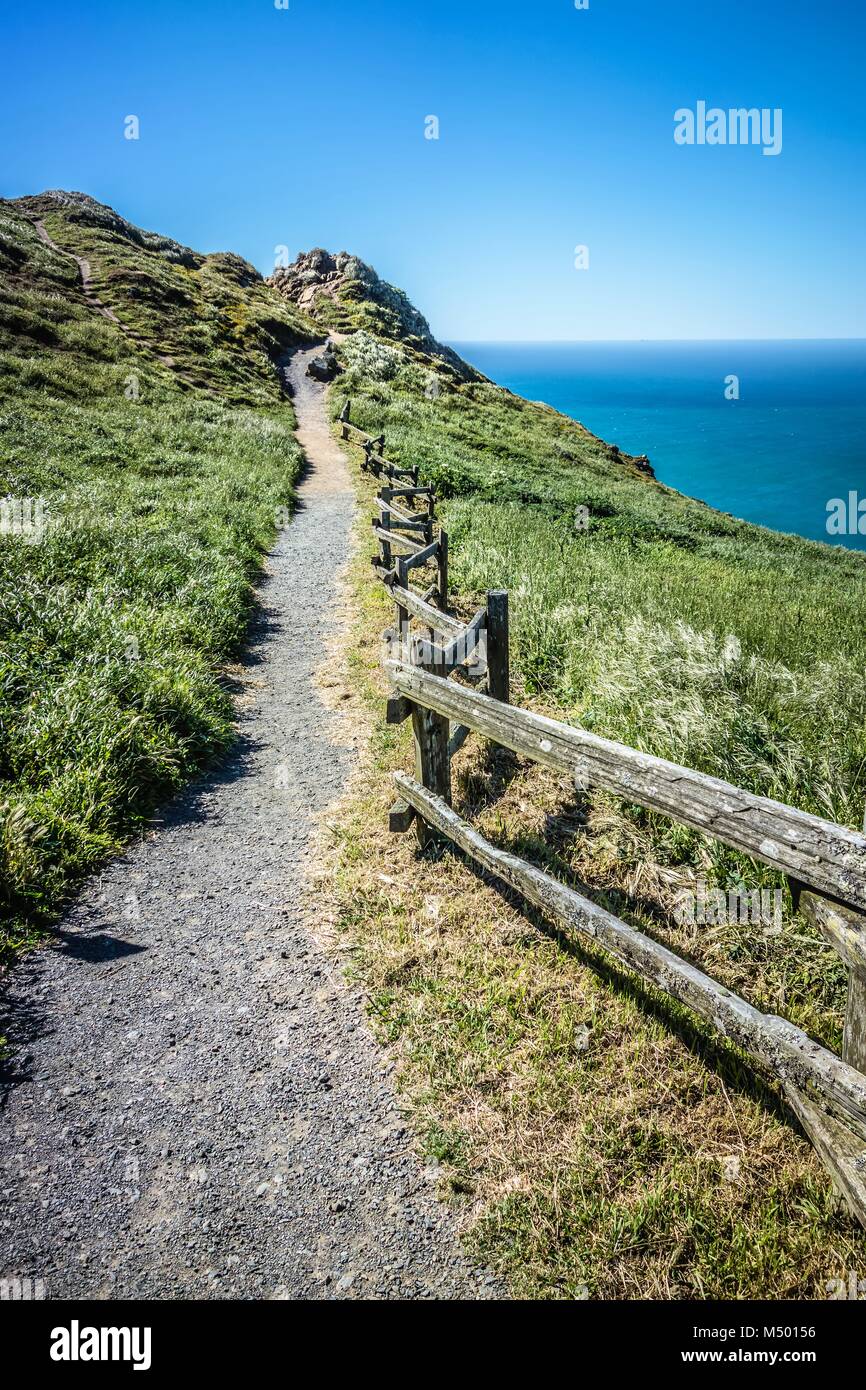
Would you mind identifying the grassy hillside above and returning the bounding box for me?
[4,199,865,1297]
[0,192,316,960]
[281,278,866,1296]
[328,333,866,932]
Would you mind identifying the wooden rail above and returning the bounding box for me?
[384,662,866,914]
[386,583,463,638]
[393,772,866,1144]
[376,500,431,535]
[338,402,866,1228]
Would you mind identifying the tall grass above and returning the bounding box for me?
[333,348,866,813]
[0,197,307,960]
[326,461,864,1301]
[331,343,866,1044]
[446,500,866,823]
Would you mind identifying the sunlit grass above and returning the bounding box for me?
[0,196,310,961]
[324,325,866,1296]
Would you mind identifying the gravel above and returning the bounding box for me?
[0,347,501,1300]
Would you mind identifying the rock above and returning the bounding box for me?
[608,441,655,478]
[306,344,339,382]
[268,250,483,384]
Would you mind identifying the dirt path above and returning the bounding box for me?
[0,346,498,1300]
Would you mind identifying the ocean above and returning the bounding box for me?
[449,340,866,550]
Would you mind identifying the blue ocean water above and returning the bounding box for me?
[449,341,866,550]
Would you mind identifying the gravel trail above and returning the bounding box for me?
[0,346,498,1300]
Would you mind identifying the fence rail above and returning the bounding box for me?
[393,770,866,1142]
[384,661,866,913]
[339,404,866,1229]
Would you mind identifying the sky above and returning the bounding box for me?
[2,0,865,341]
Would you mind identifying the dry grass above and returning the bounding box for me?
[314,439,865,1301]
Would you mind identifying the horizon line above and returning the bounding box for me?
[445,336,866,345]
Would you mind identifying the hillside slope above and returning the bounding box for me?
[3,194,866,1296]
[281,254,866,789]
[270,247,866,1296]
[0,192,317,957]
[3,194,865,959]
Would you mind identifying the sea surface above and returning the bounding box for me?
[449,340,866,550]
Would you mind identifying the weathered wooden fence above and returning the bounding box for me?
[341,402,866,1229]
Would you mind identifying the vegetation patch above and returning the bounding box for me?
[319,318,866,1297]
[0,195,315,962]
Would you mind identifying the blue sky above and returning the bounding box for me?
[2,0,864,340]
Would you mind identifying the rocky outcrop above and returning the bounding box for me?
[268,249,482,383]
[271,249,381,315]
[607,442,655,478]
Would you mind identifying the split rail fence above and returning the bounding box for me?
[339,400,866,1229]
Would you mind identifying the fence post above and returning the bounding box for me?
[339,398,350,438]
[437,528,449,611]
[410,638,451,849]
[486,589,510,704]
[843,810,866,1073]
[844,976,866,1073]
[394,553,409,654]
[377,487,392,572]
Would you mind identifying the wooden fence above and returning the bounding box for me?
[340,402,866,1229]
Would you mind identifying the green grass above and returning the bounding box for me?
[324,485,864,1300]
[4,194,865,1295]
[321,306,866,1297]
[330,333,866,903]
[0,194,314,961]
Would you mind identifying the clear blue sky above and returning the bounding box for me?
[2,0,864,340]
